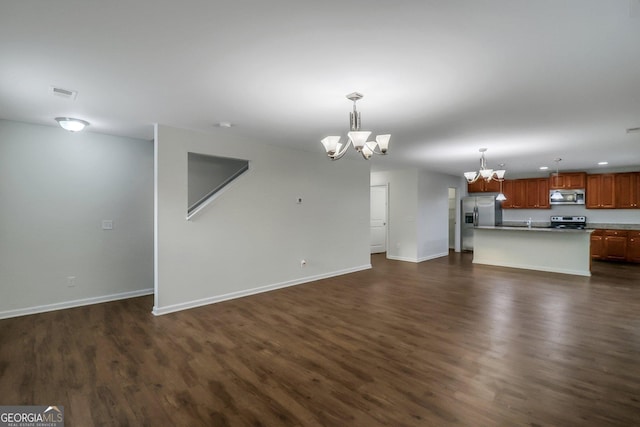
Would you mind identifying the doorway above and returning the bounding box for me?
[370,185,388,254]
[448,187,457,250]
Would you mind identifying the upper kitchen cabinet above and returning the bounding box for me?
[501,180,515,208]
[549,172,586,189]
[525,178,550,209]
[614,172,640,208]
[502,179,546,209]
[503,179,530,209]
[467,179,501,193]
[586,174,615,209]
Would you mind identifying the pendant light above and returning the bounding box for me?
[550,158,564,201]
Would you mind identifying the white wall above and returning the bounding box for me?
[371,169,418,261]
[154,124,371,315]
[0,120,154,318]
[418,170,464,260]
[372,168,464,262]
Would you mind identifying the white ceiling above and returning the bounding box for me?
[1,0,639,177]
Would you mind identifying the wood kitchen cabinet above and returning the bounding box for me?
[604,230,628,261]
[467,178,501,193]
[501,180,514,208]
[586,174,615,209]
[501,179,526,209]
[549,172,586,189]
[628,231,640,263]
[524,178,550,209]
[591,229,640,263]
[590,230,604,260]
[614,172,640,208]
[501,179,547,209]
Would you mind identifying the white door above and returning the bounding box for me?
[370,185,388,254]
[448,187,456,250]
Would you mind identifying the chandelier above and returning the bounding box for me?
[464,148,506,183]
[320,92,390,160]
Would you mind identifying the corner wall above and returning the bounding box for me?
[372,168,464,262]
[0,120,154,318]
[371,169,419,261]
[418,170,464,260]
[154,125,371,315]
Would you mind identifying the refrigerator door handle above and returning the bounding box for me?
[473,206,478,227]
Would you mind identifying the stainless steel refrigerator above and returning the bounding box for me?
[461,195,502,251]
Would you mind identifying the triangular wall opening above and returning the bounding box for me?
[187,152,249,219]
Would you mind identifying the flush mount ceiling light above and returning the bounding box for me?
[320,92,390,160]
[55,117,90,132]
[464,148,506,183]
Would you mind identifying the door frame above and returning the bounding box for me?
[370,184,389,254]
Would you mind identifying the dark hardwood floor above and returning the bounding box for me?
[1,253,640,426]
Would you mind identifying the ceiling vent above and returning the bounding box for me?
[49,86,78,100]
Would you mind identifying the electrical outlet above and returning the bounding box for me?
[102,220,113,230]
[67,276,76,287]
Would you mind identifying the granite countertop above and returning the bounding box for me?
[475,226,592,233]
[501,221,640,231]
[587,223,640,230]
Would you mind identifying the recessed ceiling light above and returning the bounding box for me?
[598,161,609,165]
[539,166,549,170]
[55,117,89,132]
[216,121,233,128]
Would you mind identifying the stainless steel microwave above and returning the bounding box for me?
[549,189,585,205]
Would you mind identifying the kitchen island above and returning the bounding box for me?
[473,226,593,276]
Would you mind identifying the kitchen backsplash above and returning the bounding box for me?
[502,204,640,227]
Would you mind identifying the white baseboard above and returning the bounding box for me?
[417,252,449,263]
[152,264,372,316]
[0,288,154,320]
[387,255,419,263]
[387,252,448,263]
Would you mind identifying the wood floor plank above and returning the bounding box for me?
[1,253,640,426]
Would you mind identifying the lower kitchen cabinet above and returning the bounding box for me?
[628,231,640,263]
[590,230,604,260]
[591,229,640,263]
[604,230,628,261]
